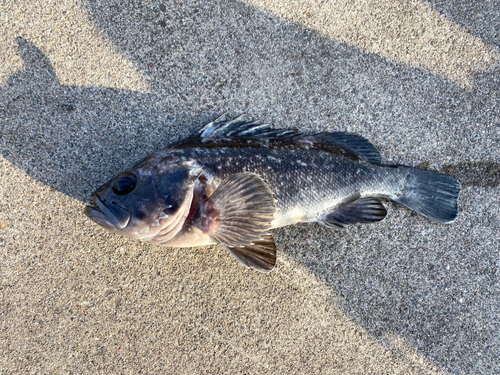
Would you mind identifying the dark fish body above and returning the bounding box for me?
[85,115,461,272]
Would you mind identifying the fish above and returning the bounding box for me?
[85,114,461,273]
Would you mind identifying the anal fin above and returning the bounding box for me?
[318,197,387,229]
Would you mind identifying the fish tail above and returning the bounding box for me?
[394,167,461,223]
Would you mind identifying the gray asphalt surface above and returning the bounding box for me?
[1,0,499,374]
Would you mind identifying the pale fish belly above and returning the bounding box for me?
[269,161,406,228]
[194,149,405,229]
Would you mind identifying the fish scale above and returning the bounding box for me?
[164,145,404,227]
[85,115,461,273]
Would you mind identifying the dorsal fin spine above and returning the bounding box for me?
[193,115,381,163]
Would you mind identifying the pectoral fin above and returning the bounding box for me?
[318,197,387,229]
[204,173,277,272]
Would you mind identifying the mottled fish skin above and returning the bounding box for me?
[85,115,461,272]
[153,142,403,228]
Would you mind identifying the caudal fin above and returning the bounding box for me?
[394,168,461,223]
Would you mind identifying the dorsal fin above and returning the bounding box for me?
[193,114,381,163]
[194,113,300,139]
[316,132,382,164]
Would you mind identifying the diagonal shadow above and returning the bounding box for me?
[1,38,200,203]
[243,0,500,86]
[428,0,500,49]
[1,0,499,373]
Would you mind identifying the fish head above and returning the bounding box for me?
[85,161,200,242]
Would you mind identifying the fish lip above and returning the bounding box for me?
[84,205,117,231]
[85,194,131,230]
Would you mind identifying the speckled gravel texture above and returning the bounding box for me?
[1,1,499,374]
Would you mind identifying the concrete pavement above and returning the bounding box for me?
[1,0,499,373]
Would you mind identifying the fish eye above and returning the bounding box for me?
[112,173,137,195]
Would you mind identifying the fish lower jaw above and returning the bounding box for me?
[84,205,118,231]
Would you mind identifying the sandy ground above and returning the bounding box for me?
[1,0,499,374]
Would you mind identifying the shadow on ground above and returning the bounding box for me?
[428,0,500,49]
[1,1,499,373]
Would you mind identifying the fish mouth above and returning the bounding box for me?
[84,194,131,231]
